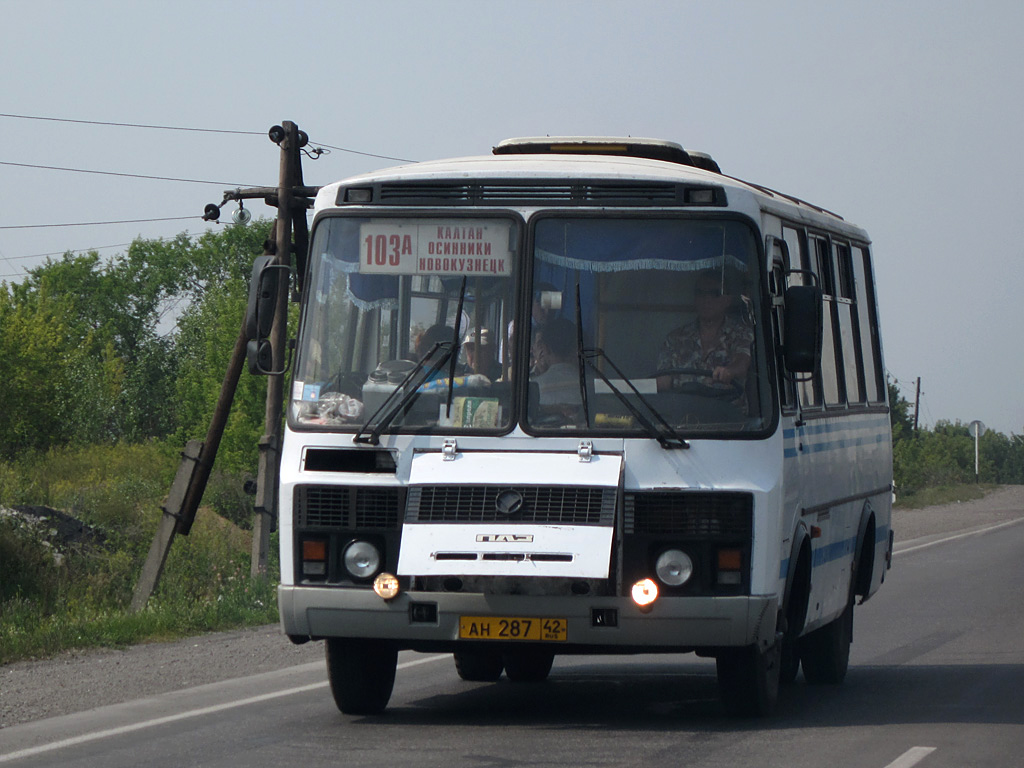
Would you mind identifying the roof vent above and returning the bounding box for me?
[493,137,720,173]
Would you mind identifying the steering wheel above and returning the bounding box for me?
[649,367,744,401]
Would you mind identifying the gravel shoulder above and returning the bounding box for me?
[3,485,1024,729]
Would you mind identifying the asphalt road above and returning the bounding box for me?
[2,502,1024,767]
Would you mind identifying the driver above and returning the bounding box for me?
[656,268,753,412]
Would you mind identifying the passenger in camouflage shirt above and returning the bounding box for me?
[656,269,753,413]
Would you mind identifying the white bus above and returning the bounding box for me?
[267,137,893,716]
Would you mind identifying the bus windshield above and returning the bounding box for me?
[525,216,770,435]
[291,214,520,433]
[291,212,770,437]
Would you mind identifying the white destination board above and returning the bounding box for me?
[359,220,513,276]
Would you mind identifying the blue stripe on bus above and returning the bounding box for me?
[782,416,891,459]
[777,524,890,579]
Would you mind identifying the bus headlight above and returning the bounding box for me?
[343,540,381,580]
[373,572,400,600]
[631,578,658,608]
[655,549,694,587]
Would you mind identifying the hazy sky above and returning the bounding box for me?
[2,1,1022,435]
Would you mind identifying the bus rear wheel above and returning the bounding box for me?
[800,599,853,684]
[325,638,398,715]
[454,649,505,682]
[503,648,555,682]
[716,640,780,717]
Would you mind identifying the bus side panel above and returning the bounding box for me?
[782,412,892,634]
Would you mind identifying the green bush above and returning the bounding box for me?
[0,514,62,607]
[0,441,277,664]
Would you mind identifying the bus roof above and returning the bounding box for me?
[317,139,864,237]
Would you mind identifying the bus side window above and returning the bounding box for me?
[770,239,796,411]
[784,226,821,409]
[853,246,885,402]
[834,242,865,404]
[814,235,843,407]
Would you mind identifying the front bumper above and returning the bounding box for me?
[278,585,777,652]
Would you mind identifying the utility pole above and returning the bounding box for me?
[913,376,921,434]
[132,122,317,607]
[131,316,253,611]
[252,121,306,577]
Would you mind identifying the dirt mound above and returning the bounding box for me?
[1,505,106,550]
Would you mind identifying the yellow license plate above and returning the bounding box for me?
[459,616,567,642]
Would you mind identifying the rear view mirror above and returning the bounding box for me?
[245,255,278,342]
[247,339,274,375]
[244,255,293,375]
[783,284,822,374]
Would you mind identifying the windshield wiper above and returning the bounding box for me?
[582,348,689,450]
[573,284,687,450]
[354,278,468,445]
[352,342,458,445]
[574,283,591,427]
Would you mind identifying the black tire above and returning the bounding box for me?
[800,600,853,684]
[325,638,398,715]
[503,648,555,682]
[781,545,811,687]
[779,636,801,686]
[716,641,780,717]
[454,649,505,682]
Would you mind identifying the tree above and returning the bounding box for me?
[888,377,914,442]
[0,220,273,457]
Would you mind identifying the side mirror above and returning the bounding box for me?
[244,256,292,375]
[247,339,274,375]
[245,255,278,342]
[783,284,822,374]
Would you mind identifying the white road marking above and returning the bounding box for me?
[883,746,936,768]
[894,516,1024,556]
[0,653,448,764]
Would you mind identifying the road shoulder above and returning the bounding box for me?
[3,485,1023,729]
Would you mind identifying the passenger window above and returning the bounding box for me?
[834,243,864,404]
[783,227,820,408]
[769,239,796,411]
[812,236,842,406]
[853,246,884,402]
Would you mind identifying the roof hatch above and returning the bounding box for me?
[493,136,721,174]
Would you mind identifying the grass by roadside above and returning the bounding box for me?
[893,483,993,509]
[0,442,278,666]
[0,572,278,666]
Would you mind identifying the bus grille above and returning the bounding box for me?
[294,485,402,529]
[624,492,752,538]
[367,181,705,207]
[407,485,615,525]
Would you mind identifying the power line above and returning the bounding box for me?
[0,160,255,187]
[0,215,199,231]
[0,232,212,278]
[5,242,135,261]
[309,141,415,164]
[7,230,215,261]
[0,112,418,163]
[0,245,22,278]
[0,112,264,136]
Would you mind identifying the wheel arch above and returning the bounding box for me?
[853,503,877,602]
[781,524,813,639]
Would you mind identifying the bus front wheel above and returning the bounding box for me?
[454,649,505,682]
[503,648,555,682]
[716,639,780,717]
[325,638,398,715]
